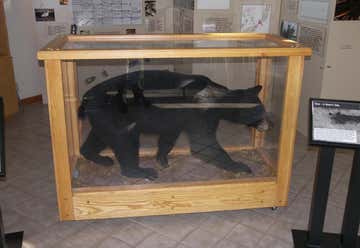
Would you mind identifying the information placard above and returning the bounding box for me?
[310,98,360,148]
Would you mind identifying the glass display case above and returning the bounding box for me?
[38,33,311,221]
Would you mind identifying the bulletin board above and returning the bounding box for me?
[72,0,142,26]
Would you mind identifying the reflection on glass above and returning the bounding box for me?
[73,58,284,188]
[63,39,280,50]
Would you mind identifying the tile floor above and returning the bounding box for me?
[0,103,355,248]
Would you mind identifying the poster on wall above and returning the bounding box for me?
[197,0,230,10]
[298,0,330,23]
[285,0,299,17]
[145,16,165,32]
[145,0,157,17]
[174,0,195,10]
[334,0,360,20]
[299,25,326,56]
[35,8,55,22]
[72,0,142,26]
[280,20,298,41]
[241,5,271,33]
[310,98,360,148]
[203,17,232,33]
[47,23,68,36]
[173,8,193,33]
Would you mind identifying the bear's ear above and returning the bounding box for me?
[249,85,262,95]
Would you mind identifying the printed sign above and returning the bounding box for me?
[197,0,230,10]
[35,8,55,22]
[310,98,360,148]
[203,17,232,33]
[72,0,142,26]
[299,25,326,56]
[298,0,330,23]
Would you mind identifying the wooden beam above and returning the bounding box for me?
[20,95,42,105]
[44,60,74,220]
[0,56,19,117]
[72,178,277,220]
[67,33,268,42]
[63,61,81,157]
[0,0,10,56]
[276,56,305,205]
[38,47,313,60]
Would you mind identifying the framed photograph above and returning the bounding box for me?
[310,98,360,148]
[0,98,5,178]
[34,8,55,22]
[280,20,298,41]
[59,0,69,5]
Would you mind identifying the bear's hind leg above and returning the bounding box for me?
[188,129,252,174]
[209,141,252,174]
[156,129,181,168]
[80,130,114,166]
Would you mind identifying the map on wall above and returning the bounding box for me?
[241,5,271,33]
[72,0,142,26]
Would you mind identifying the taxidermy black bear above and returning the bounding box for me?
[79,70,269,180]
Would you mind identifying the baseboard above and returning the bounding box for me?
[20,95,42,105]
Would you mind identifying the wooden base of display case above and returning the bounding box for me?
[70,146,278,220]
[72,177,279,220]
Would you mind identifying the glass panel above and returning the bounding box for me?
[62,39,280,50]
[71,57,286,188]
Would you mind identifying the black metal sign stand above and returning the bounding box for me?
[292,147,360,248]
[0,208,23,248]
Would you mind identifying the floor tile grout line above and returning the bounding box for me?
[209,221,241,248]
[129,217,202,244]
[180,213,211,242]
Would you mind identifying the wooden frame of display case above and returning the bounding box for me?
[38,33,311,221]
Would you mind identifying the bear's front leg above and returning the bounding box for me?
[112,132,158,180]
[87,109,157,180]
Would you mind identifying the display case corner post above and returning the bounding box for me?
[63,60,81,157]
[276,56,305,205]
[252,57,272,148]
[44,59,75,221]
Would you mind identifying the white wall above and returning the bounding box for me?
[321,20,360,100]
[4,0,176,102]
[32,0,73,103]
[3,0,42,99]
[3,0,73,100]
[192,0,281,90]
[279,0,329,135]
[284,0,360,135]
